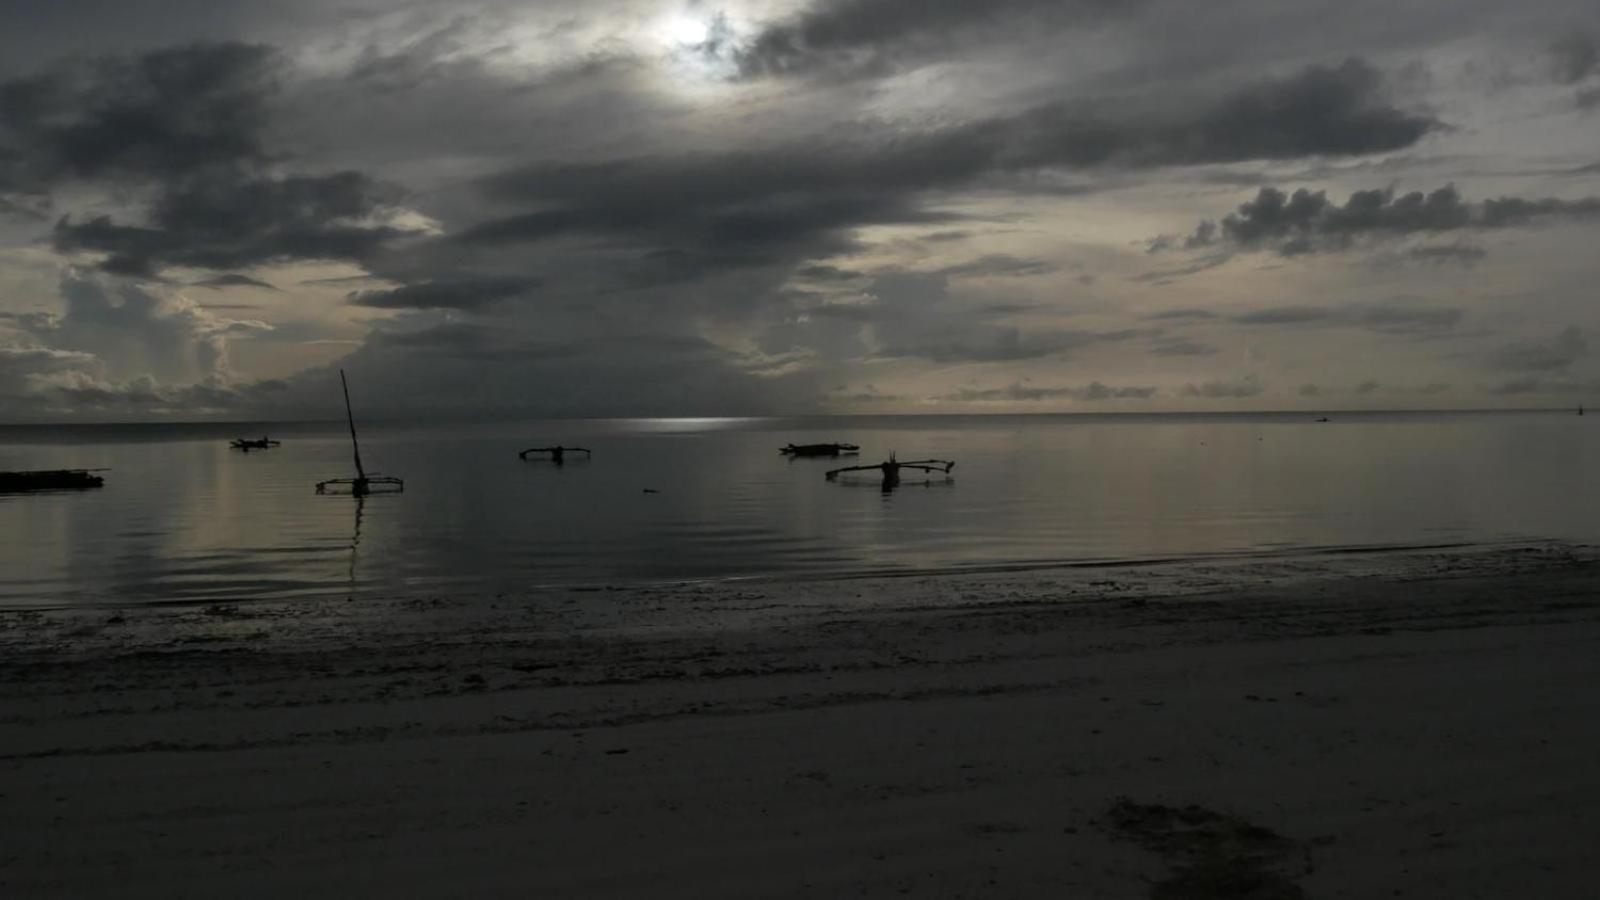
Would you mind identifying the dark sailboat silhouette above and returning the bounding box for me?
[315,370,403,496]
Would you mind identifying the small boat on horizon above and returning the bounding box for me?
[0,469,106,493]
[780,442,860,457]
[229,436,281,451]
[519,446,591,464]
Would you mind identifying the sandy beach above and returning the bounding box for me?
[3,542,1599,898]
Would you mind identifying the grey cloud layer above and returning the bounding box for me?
[2,0,1596,418]
[0,42,415,277]
[940,380,1157,402]
[1231,302,1463,334]
[462,58,1436,266]
[733,0,1133,80]
[1174,184,1600,257]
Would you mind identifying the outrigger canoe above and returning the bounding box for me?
[0,469,105,492]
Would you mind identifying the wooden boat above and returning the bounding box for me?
[826,453,954,489]
[0,469,106,493]
[780,442,860,457]
[229,436,281,451]
[519,446,591,463]
[315,370,403,496]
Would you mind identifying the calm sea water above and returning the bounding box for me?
[0,411,1595,607]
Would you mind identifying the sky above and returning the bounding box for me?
[1,0,1598,420]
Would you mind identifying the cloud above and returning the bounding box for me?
[1182,374,1264,398]
[1403,243,1486,266]
[1150,337,1218,356]
[1174,184,1600,258]
[53,169,416,276]
[0,42,276,189]
[937,254,1055,278]
[1231,302,1463,334]
[0,345,103,398]
[940,379,1157,402]
[1233,306,1334,325]
[1549,33,1598,84]
[1297,379,1451,398]
[191,273,278,290]
[1487,325,1587,372]
[733,0,1132,81]
[0,43,423,278]
[1485,375,1598,395]
[9,270,270,387]
[879,326,1151,363]
[763,267,1150,365]
[346,275,538,311]
[461,59,1437,272]
[1144,308,1218,321]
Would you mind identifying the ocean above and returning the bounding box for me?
[0,410,1594,607]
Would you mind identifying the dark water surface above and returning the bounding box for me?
[1,411,1595,607]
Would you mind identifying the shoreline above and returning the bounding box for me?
[0,534,1573,615]
[4,542,1599,896]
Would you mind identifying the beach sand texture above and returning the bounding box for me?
[3,543,1598,898]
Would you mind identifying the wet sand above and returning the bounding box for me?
[3,543,1599,898]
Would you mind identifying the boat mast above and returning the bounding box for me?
[340,369,367,481]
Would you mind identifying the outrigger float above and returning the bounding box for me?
[780,442,859,457]
[519,446,591,463]
[315,370,403,497]
[0,469,106,493]
[826,453,955,489]
[229,436,281,451]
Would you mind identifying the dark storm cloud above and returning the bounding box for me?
[0,42,417,277]
[347,275,539,311]
[461,58,1436,273]
[940,380,1157,402]
[1232,303,1462,333]
[53,170,409,275]
[733,0,1131,80]
[1548,33,1598,84]
[1487,325,1587,372]
[0,42,274,188]
[1177,184,1600,257]
[796,264,865,282]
